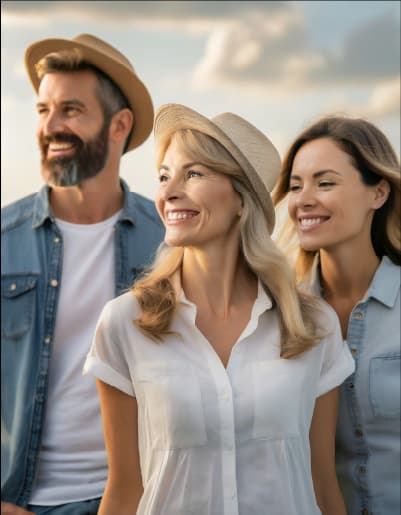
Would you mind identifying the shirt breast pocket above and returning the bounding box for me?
[252,359,307,440]
[135,361,207,450]
[1,275,37,340]
[369,354,400,418]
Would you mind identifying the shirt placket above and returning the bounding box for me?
[209,360,239,515]
[20,223,63,505]
[346,301,371,514]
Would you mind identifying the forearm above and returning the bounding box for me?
[98,480,143,515]
[314,478,346,515]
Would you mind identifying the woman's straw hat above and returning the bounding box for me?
[154,104,281,233]
[25,33,154,152]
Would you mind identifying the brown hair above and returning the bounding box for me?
[273,115,401,281]
[35,48,131,151]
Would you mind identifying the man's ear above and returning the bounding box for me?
[372,179,390,210]
[109,108,134,147]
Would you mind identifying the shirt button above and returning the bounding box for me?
[358,466,366,474]
[347,382,355,389]
[9,283,17,291]
[351,348,358,356]
[354,312,364,319]
[44,337,51,344]
[53,237,60,243]
[50,279,58,287]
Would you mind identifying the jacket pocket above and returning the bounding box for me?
[1,274,37,339]
[369,354,400,418]
[135,361,207,450]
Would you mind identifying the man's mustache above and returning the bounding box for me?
[40,133,83,147]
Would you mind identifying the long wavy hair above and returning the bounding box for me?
[273,115,401,283]
[132,129,328,358]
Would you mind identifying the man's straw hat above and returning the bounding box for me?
[154,104,281,233]
[25,33,154,152]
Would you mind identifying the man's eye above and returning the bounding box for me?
[158,174,168,183]
[65,106,78,115]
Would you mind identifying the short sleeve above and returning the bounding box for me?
[83,300,135,397]
[317,306,355,397]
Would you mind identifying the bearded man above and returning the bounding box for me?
[1,34,164,515]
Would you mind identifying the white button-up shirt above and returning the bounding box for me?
[84,281,354,515]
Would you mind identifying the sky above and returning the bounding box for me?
[1,0,400,207]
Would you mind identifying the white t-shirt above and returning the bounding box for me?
[84,279,355,515]
[29,211,121,505]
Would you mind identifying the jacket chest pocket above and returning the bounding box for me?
[369,354,400,418]
[1,275,38,340]
[135,361,207,450]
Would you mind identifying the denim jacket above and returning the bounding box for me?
[1,180,164,507]
[311,257,400,515]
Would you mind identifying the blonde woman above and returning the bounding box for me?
[273,115,400,515]
[84,105,354,515]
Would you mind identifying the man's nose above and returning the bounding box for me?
[41,110,65,136]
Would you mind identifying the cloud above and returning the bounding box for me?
[192,11,400,96]
[1,1,288,30]
[350,79,401,119]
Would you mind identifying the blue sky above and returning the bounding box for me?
[1,1,400,206]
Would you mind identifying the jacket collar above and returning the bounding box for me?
[310,255,399,308]
[32,178,135,228]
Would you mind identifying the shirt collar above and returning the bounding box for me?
[176,272,273,317]
[32,178,135,229]
[310,255,399,308]
[365,256,400,308]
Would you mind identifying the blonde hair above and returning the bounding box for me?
[273,115,401,284]
[133,129,327,358]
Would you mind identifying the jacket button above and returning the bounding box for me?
[9,283,17,291]
[50,279,58,287]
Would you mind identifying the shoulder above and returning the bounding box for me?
[127,191,162,227]
[100,290,141,329]
[1,193,37,233]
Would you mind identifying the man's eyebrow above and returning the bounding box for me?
[36,99,86,109]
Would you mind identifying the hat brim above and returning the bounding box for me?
[25,38,154,152]
[154,104,276,233]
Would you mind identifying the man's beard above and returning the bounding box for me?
[40,122,110,187]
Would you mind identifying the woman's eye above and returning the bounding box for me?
[289,184,301,192]
[319,181,335,187]
[187,170,203,179]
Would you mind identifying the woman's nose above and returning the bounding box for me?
[295,186,316,207]
[159,176,184,201]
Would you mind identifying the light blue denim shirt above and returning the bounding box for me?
[311,256,400,515]
[1,180,164,507]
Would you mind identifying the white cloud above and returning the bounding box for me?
[353,79,401,119]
